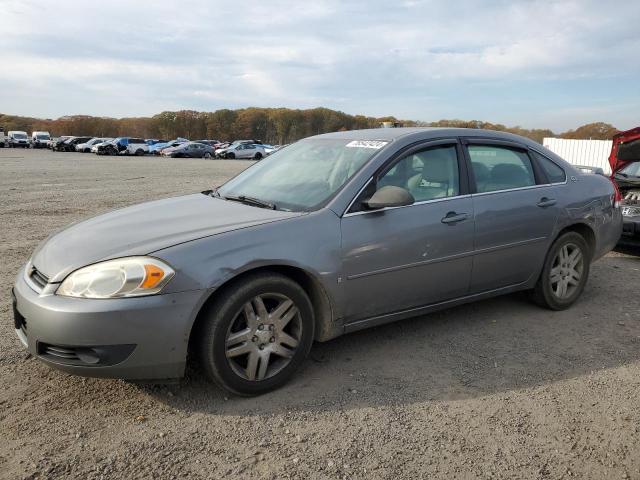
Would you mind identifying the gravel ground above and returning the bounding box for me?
[1,148,639,480]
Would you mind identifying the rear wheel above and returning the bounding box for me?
[253,152,262,160]
[135,149,144,156]
[203,152,212,159]
[197,273,314,396]
[531,232,590,310]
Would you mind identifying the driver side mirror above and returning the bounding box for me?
[363,185,415,210]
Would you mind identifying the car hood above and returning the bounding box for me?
[31,193,302,282]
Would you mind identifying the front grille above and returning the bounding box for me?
[622,205,640,217]
[29,267,49,290]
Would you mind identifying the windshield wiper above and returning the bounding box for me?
[224,194,276,210]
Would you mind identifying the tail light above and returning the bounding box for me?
[610,177,622,208]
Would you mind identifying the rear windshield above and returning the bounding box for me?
[619,162,640,177]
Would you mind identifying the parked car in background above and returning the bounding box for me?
[221,143,267,160]
[76,138,112,153]
[162,141,215,159]
[610,126,640,247]
[149,138,188,155]
[50,136,72,150]
[8,131,29,148]
[0,128,5,147]
[195,140,221,148]
[96,137,149,156]
[215,140,262,158]
[91,139,113,154]
[31,131,51,149]
[145,139,166,146]
[55,136,94,152]
[11,128,622,395]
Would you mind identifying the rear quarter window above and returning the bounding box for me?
[531,151,566,183]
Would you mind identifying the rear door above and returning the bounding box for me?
[464,140,561,293]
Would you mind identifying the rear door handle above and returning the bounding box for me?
[441,212,469,224]
[537,197,557,208]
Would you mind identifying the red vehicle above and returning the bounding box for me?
[609,127,640,246]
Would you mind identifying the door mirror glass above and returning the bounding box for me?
[363,185,415,210]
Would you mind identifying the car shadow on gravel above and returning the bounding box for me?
[137,274,640,416]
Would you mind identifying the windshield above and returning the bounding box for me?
[36,134,50,140]
[217,138,386,211]
[13,133,27,139]
[619,162,640,177]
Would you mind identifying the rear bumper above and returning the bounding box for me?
[12,266,205,380]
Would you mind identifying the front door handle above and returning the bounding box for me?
[441,212,469,224]
[537,197,557,208]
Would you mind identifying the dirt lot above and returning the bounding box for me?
[0,148,639,480]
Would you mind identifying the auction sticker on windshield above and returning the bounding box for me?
[345,140,389,149]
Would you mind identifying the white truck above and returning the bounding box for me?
[8,131,30,148]
[0,127,5,147]
[31,131,51,149]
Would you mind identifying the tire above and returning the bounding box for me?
[135,149,144,156]
[531,231,590,310]
[226,152,235,159]
[197,272,315,396]
[203,152,212,159]
[253,152,262,160]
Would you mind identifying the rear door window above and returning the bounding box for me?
[468,145,535,193]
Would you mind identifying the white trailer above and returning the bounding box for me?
[543,137,613,174]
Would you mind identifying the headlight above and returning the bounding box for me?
[56,257,174,299]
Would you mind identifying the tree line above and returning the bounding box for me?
[0,108,623,145]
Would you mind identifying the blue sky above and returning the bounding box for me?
[0,0,638,132]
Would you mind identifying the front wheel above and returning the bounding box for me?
[531,232,590,310]
[203,152,212,159]
[197,272,315,396]
[226,152,235,159]
[253,152,262,160]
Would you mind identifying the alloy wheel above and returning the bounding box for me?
[549,242,583,299]
[225,293,301,381]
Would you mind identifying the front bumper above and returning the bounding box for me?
[619,214,640,245]
[12,266,205,380]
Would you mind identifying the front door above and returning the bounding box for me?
[341,142,474,322]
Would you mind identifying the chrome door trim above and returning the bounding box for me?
[343,192,472,218]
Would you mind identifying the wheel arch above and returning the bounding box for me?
[188,264,339,353]
[553,222,596,260]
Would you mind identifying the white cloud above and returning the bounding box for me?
[0,0,638,129]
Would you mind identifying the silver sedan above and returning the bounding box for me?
[13,128,622,395]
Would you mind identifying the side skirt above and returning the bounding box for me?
[343,282,529,334]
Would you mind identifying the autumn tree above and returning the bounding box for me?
[560,122,619,140]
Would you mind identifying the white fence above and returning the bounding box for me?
[543,138,613,174]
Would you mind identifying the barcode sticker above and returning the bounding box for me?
[345,140,388,149]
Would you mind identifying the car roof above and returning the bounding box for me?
[313,127,540,146]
